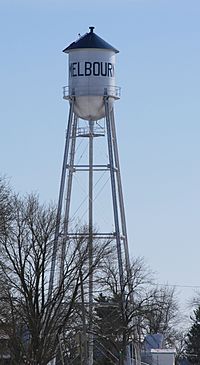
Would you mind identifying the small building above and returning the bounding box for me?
[151,348,176,365]
[141,334,176,365]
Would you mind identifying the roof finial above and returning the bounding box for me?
[89,26,95,33]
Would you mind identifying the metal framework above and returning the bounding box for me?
[48,94,136,365]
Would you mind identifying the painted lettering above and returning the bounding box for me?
[93,62,100,76]
[85,62,92,76]
[69,63,73,77]
[108,63,113,77]
[72,62,77,77]
[69,61,114,77]
[78,62,84,76]
[100,62,107,76]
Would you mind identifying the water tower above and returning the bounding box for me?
[49,27,134,365]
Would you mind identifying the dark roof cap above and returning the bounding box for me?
[63,26,119,53]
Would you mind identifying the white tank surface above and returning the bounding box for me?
[63,26,120,121]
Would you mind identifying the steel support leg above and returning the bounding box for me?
[104,97,134,365]
[110,108,141,365]
[48,99,74,299]
[110,108,131,276]
[59,115,78,284]
[104,96,125,295]
[88,120,94,365]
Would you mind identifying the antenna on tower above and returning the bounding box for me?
[89,26,95,33]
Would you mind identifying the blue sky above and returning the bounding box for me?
[0,0,200,311]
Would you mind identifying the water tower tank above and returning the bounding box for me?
[63,26,120,121]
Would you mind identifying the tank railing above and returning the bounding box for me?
[63,85,121,98]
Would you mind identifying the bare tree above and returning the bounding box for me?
[91,256,154,364]
[141,286,180,346]
[0,181,182,364]
[92,256,180,364]
[0,176,12,235]
[0,194,111,365]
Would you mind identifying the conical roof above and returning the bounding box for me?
[63,26,119,53]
